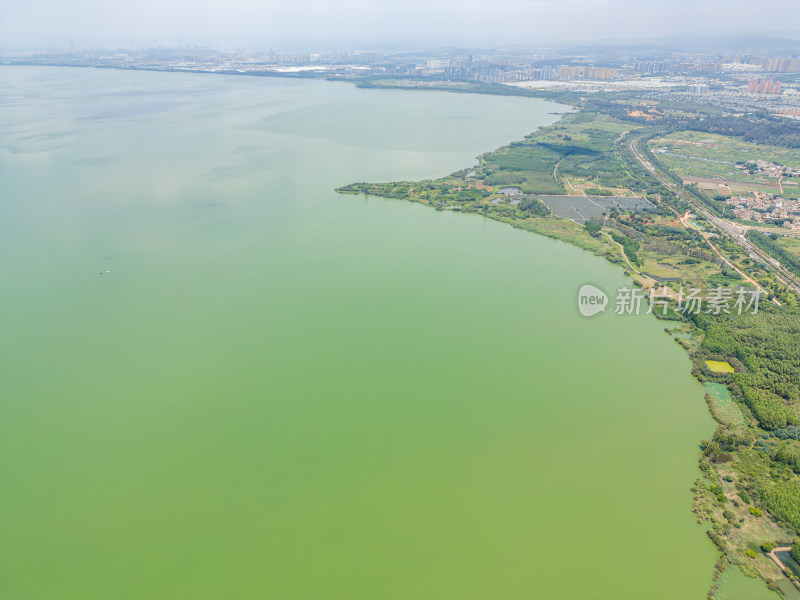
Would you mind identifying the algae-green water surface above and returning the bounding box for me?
[0,67,716,599]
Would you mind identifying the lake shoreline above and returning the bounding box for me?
[336,104,799,598]
[3,65,792,599]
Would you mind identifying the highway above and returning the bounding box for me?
[627,134,800,297]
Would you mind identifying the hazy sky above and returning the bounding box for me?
[3,0,800,48]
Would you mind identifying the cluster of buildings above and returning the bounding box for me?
[748,78,782,94]
[687,83,709,94]
[649,78,800,116]
[761,57,800,73]
[556,65,617,80]
[735,160,800,178]
[725,192,800,228]
[5,45,800,100]
[721,57,800,73]
[634,61,667,74]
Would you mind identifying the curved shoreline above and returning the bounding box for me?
[337,103,800,598]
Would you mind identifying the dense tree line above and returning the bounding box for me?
[695,306,800,532]
[746,231,800,279]
[773,426,800,442]
[760,481,800,531]
[774,445,800,474]
[699,308,800,431]
[592,100,800,149]
[517,197,550,217]
[609,231,643,266]
[680,116,800,149]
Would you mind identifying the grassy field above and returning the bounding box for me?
[778,235,800,259]
[648,131,800,200]
[637,249,725,289]
[651,130,800,169]
[479,111,642,195]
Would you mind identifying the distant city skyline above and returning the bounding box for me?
[3,0,800,49]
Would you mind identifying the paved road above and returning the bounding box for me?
[628,134,800,297]
[768,547,800,591]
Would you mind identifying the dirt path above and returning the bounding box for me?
[681,217,777,304]
[627,134,783,302]
[768,547,800,590]
[602,231,640,274]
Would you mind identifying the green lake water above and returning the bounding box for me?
[0,67,720,599]
[715,566,799,600]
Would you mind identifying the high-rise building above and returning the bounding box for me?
[584,67,616,80]
[687,83,709,94]
[748,78,782,94]
[634,61,666,74]
[557,65,583,80]
[762,57,800,73]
